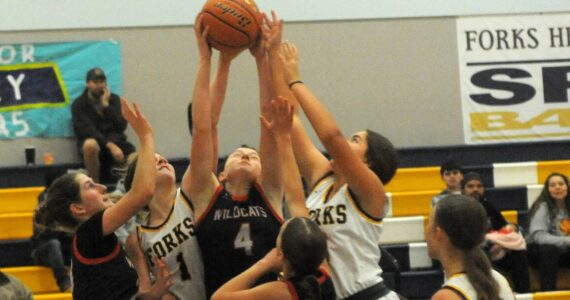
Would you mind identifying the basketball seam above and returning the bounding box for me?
[227,0,261,30]
[202,11,252,46]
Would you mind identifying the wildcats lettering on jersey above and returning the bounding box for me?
[145,217,196,265]
[212,205,268,221]
[310,204,347,225]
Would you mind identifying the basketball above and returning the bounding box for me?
[200,0,262,51]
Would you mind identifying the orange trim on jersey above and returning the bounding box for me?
[195,184,224,227]
[73,236,120,265]
[255,182,285,224]
[346,188,383,224]
[318,267,330,284]
[285,280,300,300]
[230,193,249,202]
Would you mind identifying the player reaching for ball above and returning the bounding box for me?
[121,19,247,300]
[264,12,400,300]
[188,14,309,298]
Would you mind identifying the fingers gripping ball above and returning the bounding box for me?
[560,219,570,235]
[200,0,262,51]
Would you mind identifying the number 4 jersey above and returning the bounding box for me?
[195,183,284,297]
[137,188,206,300]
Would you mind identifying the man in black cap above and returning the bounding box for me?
[461,172,530,293]
[71,67,135,183]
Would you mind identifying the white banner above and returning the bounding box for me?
[457,13,570,144]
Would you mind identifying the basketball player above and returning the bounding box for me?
[211,96,335,300]
[264,12,399,299]
[188,15,288,298]
[427,195,515,300]
[122,16,245,300]
[34,99,173,299]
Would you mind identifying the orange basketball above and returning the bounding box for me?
[200,0,262,51]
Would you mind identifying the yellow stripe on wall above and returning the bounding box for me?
[501,210,518,225]
[0,212,33,239]
[0,187,43,214]
[391,190,439,217]
[386,167,444,193]
[532,291,570,299]
[0,266,59,294]
[537,160,570,185]
[35,293,73,300]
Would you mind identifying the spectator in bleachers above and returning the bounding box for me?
[71,67,135,183]
[462,172,530,293]
[427,195,515,300]
[0,271,33,300]
[527,172,570,291]
[31,167,72,292]
[432,161,463,206]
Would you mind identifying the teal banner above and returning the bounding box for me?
[0,41,122,139]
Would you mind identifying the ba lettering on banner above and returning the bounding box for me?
[457,13,570,144]
[0,41,121,139]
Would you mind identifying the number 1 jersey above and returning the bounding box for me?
[137,188,206,300]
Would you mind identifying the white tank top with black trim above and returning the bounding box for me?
[306,175,384,299]
[137,188,206,300]
[443,270,515,300]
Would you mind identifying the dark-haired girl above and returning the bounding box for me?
[427,195,514,300]
[527,172,570,291]
[265,12,399,299]
[35,99,172,300]
[212,217,335,300]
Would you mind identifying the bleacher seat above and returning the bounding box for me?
[0,266,59,294]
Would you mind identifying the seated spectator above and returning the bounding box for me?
[211,217,335,300]
[427,195,515,300]
[462,172,529,293]
[0,271,33,300]
[527,172,570,291]
[31,168,73,292]
[71,67,135,183]
[432,161,463,206]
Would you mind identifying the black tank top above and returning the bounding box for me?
[71,211,138,300]
[196,183,283,297]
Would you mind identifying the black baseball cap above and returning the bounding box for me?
[86,67,106,82]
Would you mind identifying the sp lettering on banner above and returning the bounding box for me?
[457,13,570,144]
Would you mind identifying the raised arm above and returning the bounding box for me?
[264,11,330,190]
[280,42,387,218]
[251,38,283,212]
[187,15,220,217]
[102,99,155,236]
[181,47,243,194]
[261,96,308,218]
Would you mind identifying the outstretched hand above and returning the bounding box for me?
[121,98,153,138]
[149,256,174,299]
[279,41,301,85]
[194,14,212,60]
[262,10,283,51]
[260,96,294,136]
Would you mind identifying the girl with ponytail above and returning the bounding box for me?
[426,195,515,300]
[211,217,335,300]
